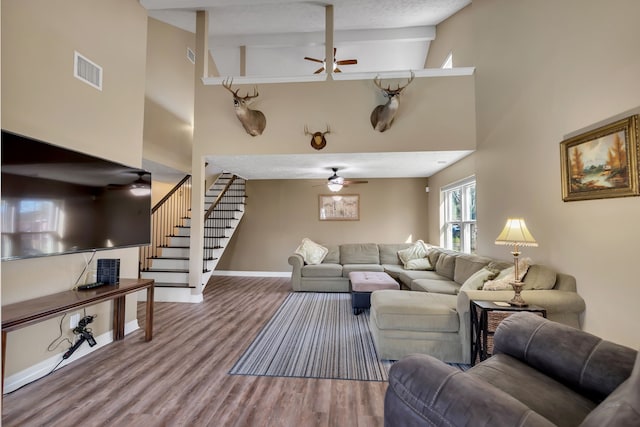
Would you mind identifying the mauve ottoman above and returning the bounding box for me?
[349,271,399,315]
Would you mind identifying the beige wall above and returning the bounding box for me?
[217,178,430,271]
[143,18,195,173]
[1,0,148,375]
[428,0,640,349]
[425,3,474,68]
[194,76,476,156]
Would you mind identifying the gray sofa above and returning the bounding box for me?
[385,312,639,427]
[289,243,586,364]
[288,243,414,292]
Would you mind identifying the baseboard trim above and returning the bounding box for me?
[211,270,290,278]
[3,319,140,394]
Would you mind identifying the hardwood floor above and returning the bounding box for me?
[2,276,388,426]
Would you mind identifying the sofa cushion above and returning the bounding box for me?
[404,258,432,270]
[460,267,500,291]
[411,279,460,295]
[381,264,406,280]
[342,264,384,277]
[453,254,492,284]
[397,240,430,267]
[301,263,342,278]
[398,270,442,288]
[378,243,412,265]
[295,238,328,265]
[427,248,442,267]
[468,354,597,426]
[371,290,459,332]
[522,264,557,290]
[340,243,379,264]
[435,253,456,280]
[323,245,340,264]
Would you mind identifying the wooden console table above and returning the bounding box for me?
[2,278,154,394]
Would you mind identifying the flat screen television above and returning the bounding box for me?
[1,129,151,261]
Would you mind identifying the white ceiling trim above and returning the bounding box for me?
[202,67,475,85]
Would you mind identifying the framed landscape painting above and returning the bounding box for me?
[560,115,639,202]
[319,194,359,221]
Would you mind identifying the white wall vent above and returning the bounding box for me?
[74,51,103,91]
[187,47,196,64]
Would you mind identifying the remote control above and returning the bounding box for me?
[76,282,106,290]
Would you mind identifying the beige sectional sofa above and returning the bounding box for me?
[288,243,586,364]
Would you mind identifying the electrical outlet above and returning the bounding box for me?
[70,313,80,330]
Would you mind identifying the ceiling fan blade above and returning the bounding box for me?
[344,180,369,185]
[313,67,325,74]
[304,56,324,64]
[336,59,357,65]
[334,68,342,73]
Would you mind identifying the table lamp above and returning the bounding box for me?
[495,218,538,306]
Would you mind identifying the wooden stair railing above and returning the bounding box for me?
[139,175,192,273]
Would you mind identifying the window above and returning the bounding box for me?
[441,177,476,253]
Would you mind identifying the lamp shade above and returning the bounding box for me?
[495,218,538,247]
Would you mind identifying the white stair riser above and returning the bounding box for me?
[160,247,190,258]
[185,218,241,229]
[175,227,191,237]
[140,271,189,283]
[168,236,190,246]
[150,258,190,270]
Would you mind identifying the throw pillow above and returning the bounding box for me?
[482,258,531,291]
[460,267,500,292]
[522,264,557,290]
[404,258,432,270]
[294,238,328,265]
[397,240,429,268]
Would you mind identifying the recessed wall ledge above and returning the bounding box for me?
[202,67,475,85]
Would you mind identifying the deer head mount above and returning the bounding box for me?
[370,71,415,133]
[222,78,267,137]
[304,125,331,150]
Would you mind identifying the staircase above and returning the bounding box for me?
[139,173,246,302]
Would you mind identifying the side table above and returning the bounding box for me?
[470,300,547,366]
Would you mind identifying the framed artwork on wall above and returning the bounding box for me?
[319,194,359,221]
[560,114,639,202]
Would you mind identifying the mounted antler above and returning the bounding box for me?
[222,77,267,136]
[370,71,415,132]
[304,124,331,150]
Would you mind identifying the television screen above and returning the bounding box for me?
[1,130,151,261]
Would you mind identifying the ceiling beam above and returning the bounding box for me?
[208,26,436,48]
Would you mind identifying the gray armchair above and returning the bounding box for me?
[384,312,639,427]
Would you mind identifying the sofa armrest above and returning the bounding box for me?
[288,254,304,291]
[494,312,637,403]
[385,354,555,427]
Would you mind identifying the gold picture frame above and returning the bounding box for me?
[560,115,639,202]
[319,194,359,221]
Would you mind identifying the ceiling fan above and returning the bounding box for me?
[304,48,357,74]
[321,168,368,192]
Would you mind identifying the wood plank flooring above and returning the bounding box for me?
[2,276,387,427]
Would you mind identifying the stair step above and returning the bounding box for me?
[153,282,196,289]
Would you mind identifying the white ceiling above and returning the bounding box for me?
[139,0,473,182]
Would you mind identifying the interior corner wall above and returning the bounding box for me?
[143,17,195,173]
[425,3,474,69]
[215,178,429,272]
[469,0,640,348]
[1,0,148,376]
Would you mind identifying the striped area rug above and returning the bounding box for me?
[229,292,393,381]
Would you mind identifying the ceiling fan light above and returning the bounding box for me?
[327,182,343,192]
[130,182,151,196]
